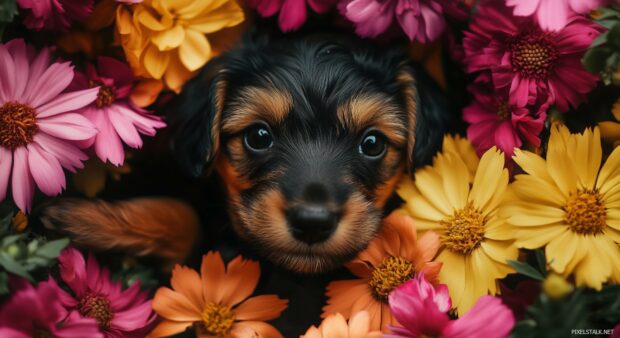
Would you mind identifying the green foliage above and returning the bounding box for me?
[511,285,620,338]
[0,0,17,38]
[113,261,159,291]
[508,249,548,281]
[0,209,70,295]
[583,5,620,85]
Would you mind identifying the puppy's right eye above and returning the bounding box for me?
[244,123,273,152]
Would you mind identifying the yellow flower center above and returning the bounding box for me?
[90,81,116,108]
[78,293,113,329]
[511,32,559,79]
[564,190,606,235]
[201,303,235,336]
[369,256,414,301]
[440,204,486,254]
[0,101,38,149]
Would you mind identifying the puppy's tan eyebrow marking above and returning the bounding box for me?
[222,86,293,134]
[337,94,407,147]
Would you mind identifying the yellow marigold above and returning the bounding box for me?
[397,138,518,316]
[116,0,244,92]
[503,124,620,290]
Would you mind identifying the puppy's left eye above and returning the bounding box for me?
[359,130,387,158]
[244,123,274,152]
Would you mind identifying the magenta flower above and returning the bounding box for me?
[387,275,515,338]
[248,0,337,32]
[338,0,453,42]
[0,279,102,338]
[69,57,165,166]
[463,3,601,112]
[16,0,94,31]
[463,75,547,159]
[0,39,98,212]
[56,248,156,337]
[506,0,606,31]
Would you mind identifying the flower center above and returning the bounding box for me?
[90,80,116,107]
[440,204,486,254]
[564,190,606,235]
[497,101,511,120]
[200,303,235,336]
[369,256,414,301]
[78,293,113,329]
[33,328,55,338]
[511,32,559,79]
[0,102,38,149]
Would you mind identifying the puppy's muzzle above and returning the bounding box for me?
[285,182,341,244]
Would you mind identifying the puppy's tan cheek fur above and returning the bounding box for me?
[373,148,405,207]
[327,191,380,254]
[239,189,290,244]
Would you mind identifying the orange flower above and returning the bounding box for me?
[301,312,382,338]
[322,213,442,331]
[149,252,288,338]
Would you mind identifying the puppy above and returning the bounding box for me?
[170,31,451,273]
[38,31,451,274]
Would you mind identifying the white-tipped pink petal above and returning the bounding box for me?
[0,148,12,201]
[36,87,99,118]
[27,143,66,196]
[11,147,35,213]
[37,113,97,141]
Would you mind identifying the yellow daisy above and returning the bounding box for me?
[504,124,620,290]
[599,98,620,148]
[116,0,244,92]
[397,139,517,316]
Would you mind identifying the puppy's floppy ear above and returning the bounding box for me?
[397,63,453,174]
[170,57,228,177]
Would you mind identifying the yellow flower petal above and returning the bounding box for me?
[144,44,171,79]
[179,29,211,71]
[468,147,508,213]
[164,54,194,93]
[502,202,565,226]
[188,1,245,34]
[437,250,465,308]
[436,153,469,210]
[151,24,186,51]
[511,175,566,207]
[515,225,567,249]
[546,139,578,198]
[572,128,602,190]
[137,7,170,31]
[573,236,617,290]
[414,167,453,216]
[597,146,620,196]
[546,230,585,274]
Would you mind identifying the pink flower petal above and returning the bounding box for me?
[37,113,98,141]
[443,296,515,338]
[278,0,307,32]
[26,142,66,196]
[59,247,88,296]
[36,87,99,118]
[93,114,126,166]
[0,148,12,201]
[107,107,145,149]
[10,147,35,213]
[32,133,88,172]
[27,62,75,108]
[0,44,16,102]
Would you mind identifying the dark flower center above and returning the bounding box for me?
[497,101,511,120]
[511,32,559,79]
[564,190,607,235]
[78,292,113,329]
[33,327,55,338]
[369,256,414,302]
[0,101,38,149]
[89,80,116,108]
[198,303,235,336]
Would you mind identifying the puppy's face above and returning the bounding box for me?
[173,35,446,273]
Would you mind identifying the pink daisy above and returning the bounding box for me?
[338,0,453,42]
[506,0,607,31]
[463,3,601,112]
[69,57,166,166]
[386,275,515,338]
[248,0,337,32]
[16,0,94,31]
[463,74,547,159]
[56,247,156,337]
[0,279,102,338]
[0,39,98,213]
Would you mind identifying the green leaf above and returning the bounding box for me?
[508,259,545,281]
[534,249,548,277]
[583,47,612,73]
[591,31,609,48]
[607,23,620,48]
[0,252,33,281]
[0,271,8,295]
[1,234,24,247]
[0,212,13,235]
[35,238,70,259]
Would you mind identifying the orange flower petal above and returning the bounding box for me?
[380,302,395,331]
[234,295,288,321]
[300,326,322,338]
[320,313,348,337]
[147,320,193,338]
[130,79,164,107]
[323,279,368,318]
[219,256,260,306]
[144,45,170,79]
[201,251,226,304]
[348,311,372,338]
[151,24,186,51]
[419,261,442,284]
[179,29,211,71]
[349,292,380,327]
[164,54,194,93]
[233,321,284,338]
[170,265,205,310]
[414,230,440,267]
[152,287,202,322]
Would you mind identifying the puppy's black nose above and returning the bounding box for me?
[287,204,337,244]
